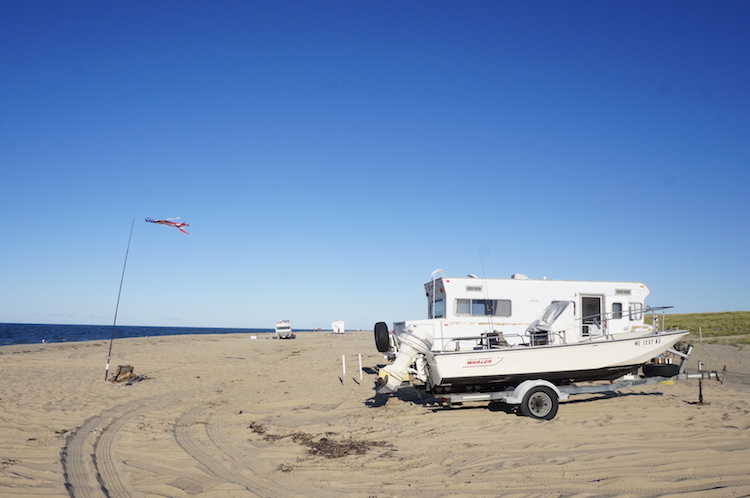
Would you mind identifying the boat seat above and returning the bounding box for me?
[485,331,509,348]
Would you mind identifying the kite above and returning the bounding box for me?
[145,217,189,234]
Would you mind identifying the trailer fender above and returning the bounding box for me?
[504,379,569,405]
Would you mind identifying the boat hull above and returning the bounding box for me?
[427,329,689,392]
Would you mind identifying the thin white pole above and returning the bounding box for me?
[342,354,346,379]
[358,354,363,381]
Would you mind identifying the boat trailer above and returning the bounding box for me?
[436,343,723,420]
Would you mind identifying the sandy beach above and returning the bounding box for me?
[1,331,749,497]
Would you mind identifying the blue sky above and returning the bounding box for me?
[1,1,748,330]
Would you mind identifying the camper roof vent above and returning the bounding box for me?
[511,273,529,280]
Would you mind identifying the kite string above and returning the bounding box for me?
[105,218,135,382]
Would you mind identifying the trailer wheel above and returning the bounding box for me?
[374,322,391,353]
[519,386,558,420]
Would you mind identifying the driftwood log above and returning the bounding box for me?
[108,364,149,384]
[109,365,135,382]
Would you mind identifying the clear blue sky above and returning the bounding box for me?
[2,1,748,330]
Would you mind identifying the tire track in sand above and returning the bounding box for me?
[173,404,279,497]
[61,391,192,498]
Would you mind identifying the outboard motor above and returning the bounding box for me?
[377,324,434,394]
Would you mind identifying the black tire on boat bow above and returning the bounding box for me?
[642,363,680,378]
[374,322,391,353]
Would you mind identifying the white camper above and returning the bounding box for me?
[274,320,295,339]
[331,320,345,334]
[409,270,651,351]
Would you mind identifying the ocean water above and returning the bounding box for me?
[0,323,276,347]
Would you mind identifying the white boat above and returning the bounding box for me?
[375,270,690,396]
[274,320,295,339]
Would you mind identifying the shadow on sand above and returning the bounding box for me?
[365,385,666,416]
[365,385,440,408]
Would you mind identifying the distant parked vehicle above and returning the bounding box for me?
[274,320,295,339]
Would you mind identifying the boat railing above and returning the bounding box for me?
[435,311,670,350]
[578,331,616,343]
[525,329,571,346]
[480,331,511,348]
[645,306,673,331]
[437,335,489,351]
[436,332,522,351]
[438,330,573,351]
[526,331,552,346]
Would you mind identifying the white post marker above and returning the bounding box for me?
[342,354,346,380]
[358,354,363,381]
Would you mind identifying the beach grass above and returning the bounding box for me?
[645,311,750,344]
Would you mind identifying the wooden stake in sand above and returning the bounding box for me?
[105,219,135,382]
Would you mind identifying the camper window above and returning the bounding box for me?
[612,302,623,319]
[431,299,445,319]
[456,299,511,317]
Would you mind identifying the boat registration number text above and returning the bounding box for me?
[634,338,661,346]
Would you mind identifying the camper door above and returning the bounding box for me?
[581,295,603,337]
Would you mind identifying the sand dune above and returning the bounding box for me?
[1,332,748,497]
